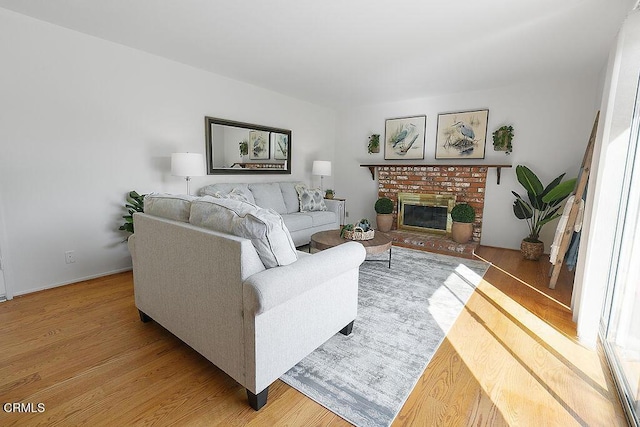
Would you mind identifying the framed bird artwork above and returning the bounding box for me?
[384,115,426,160]
[435,109,489,159]
[249,130,270,160]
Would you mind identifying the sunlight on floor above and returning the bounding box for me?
[474,253,572,311]
[428,264,487,333]
[446,274,623,426]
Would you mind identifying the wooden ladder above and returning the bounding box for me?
[548,111,599,289]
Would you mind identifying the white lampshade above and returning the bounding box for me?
[171,153,205,177]
[312,160,332,176]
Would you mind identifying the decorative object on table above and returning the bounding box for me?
[118,190,146,239]
[374,196,394,232]
[492,125,513,154]
[281,246,489,427]
[324,189,334,199]
[312,160,332,192]
[512,165,576,260]
[384,115,426,160]
[450,202,476,243]
[249,130,270,159]
[435,109,489,159]
[340,223,353,238]
[341,219,374,240]
[171,152,205,195]
[273,132,289,160]
[367,134,380,154]
[239,139,248,161]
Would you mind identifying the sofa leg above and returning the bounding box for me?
[247,387,269,410]
[138,310,152,323]
[340,320,354,336]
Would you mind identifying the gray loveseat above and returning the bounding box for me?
[129,194,365,410]
[199,182,340,246]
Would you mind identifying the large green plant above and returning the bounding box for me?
[119,190,145,236]
[512,165,576,242]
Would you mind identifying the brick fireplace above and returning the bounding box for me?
[376,165,488,256]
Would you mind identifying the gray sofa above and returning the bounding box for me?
[129,194,365,410]
[199,182,340,246]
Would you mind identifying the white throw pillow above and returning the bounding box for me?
[295,184,327,212]
[210,187,250,203]
[189,196,298,268]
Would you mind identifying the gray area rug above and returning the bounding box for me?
[281,246,489,427]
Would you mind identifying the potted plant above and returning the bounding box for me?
[450,203,475,243]
[368,134,380,154]
[341,219,374,240]
[239,139,248,160]
[325,189,335,199]
[119,190,146,240]
[492,125,514,154]
[374,197,394,232]
[512,165,576,260]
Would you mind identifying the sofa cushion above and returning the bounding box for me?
[304,211,337,227]
[281,213,313,232]
[279,182,304,213]
[189,196,297,268]
[144,193,197,222]
[295,184,327,212]
[200,183,256,205]
[248,183,287,214]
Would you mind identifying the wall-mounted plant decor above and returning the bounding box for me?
[239,139,248,157]
[435,109,489,159]
[384,115,426,160]
[492,125,513,154]
[368,134,380,154]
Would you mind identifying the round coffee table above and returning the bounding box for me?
[310,230,393,268]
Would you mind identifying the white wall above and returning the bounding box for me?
[573,10,640,346]
[0,9,336,297]
[335,76,601,250]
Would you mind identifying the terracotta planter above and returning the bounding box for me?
[521,239,544,261]
[451,222,473,244]
[376,214,394,232]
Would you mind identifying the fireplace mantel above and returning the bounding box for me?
[361,163,512,184]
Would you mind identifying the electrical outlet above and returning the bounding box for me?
[65,250,76,264]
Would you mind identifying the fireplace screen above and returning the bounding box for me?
[398,193,456,235]
[403,205,448,230]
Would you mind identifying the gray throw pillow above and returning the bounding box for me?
[295,184,327,212]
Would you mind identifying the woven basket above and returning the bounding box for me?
[521,240,544,261]
[344,226,375,241]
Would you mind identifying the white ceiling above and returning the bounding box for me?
[0,0,635,108]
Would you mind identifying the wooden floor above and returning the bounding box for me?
[0,246,626,426]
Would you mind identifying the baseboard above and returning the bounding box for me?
[11,266,133,298]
